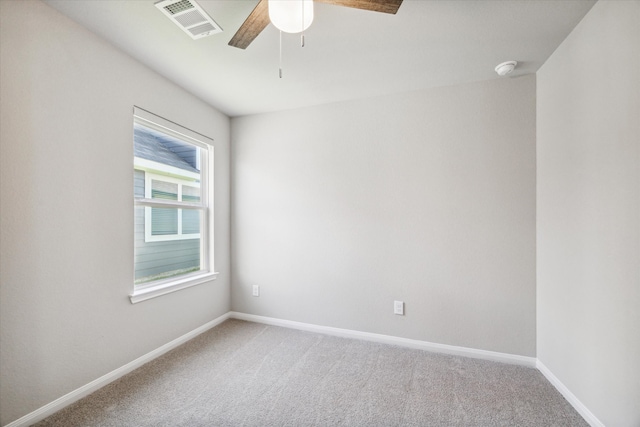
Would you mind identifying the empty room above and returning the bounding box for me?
[0,0,638,426]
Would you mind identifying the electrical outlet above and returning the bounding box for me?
[252,285,260,297]
[394,300,404,315]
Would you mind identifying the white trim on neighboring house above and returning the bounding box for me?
[134,157,200,181]
[141,171,201,242]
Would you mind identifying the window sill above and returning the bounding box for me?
[129,271,219,304]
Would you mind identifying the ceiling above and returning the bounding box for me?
[44,0,596,117]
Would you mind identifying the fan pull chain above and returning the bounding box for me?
[279,0,308,78]
[279,30,283,79]
[301,0,305,47]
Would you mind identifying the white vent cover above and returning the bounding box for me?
[155,0,223,40]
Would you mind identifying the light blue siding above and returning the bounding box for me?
[133,170,200,281]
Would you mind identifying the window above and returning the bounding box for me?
[144,173,201,242]
[131,107,217,303]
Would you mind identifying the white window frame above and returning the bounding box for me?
[131,106,218,304]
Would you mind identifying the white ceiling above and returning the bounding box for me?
[44,0,596,117]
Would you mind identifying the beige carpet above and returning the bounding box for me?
[35,319,587,426]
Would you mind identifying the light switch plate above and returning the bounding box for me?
[394,300,404,315]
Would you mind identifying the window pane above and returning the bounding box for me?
[135,208,201,285]
[182,209,201,234]
[151,180,178,200]
[182,185,200,202]
[151,207,178,235]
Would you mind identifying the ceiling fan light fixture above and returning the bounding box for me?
[268,0,314,34]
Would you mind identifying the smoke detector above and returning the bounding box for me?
[155,0,223,40]
[495,61,517,76]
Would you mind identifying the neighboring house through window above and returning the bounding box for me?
[131,107,217,303]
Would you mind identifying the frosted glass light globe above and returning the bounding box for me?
[268,0,314,34]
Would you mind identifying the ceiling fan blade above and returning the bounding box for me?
[229,0,402,49]
[228,0,270,49]
[314,0,403,14]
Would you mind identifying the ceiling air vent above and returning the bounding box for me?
[155,0,223,40]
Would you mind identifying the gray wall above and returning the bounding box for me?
[536,1,640,426]
[231,75,537,357]
[0,1,231,425]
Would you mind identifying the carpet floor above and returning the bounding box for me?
[35,319,588,426]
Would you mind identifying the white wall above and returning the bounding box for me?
[231,75,536,357]
[537,1,640,426]
[0,1,230,425]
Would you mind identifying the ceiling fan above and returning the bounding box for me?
[228,0,404,49]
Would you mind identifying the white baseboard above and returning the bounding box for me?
[228,312,537,368]
[5,312,231,427]
[8,311,600,427]
[232,313,603,425]
[536,360,604,427]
